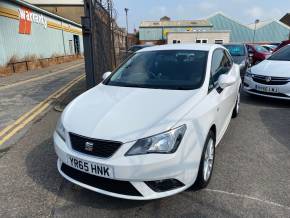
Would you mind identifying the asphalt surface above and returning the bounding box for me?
[0,66,290,217]
[0,60,84,147]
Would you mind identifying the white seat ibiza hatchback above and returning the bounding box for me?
[54,44,241,200]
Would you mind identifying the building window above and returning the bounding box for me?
[215,40,223,44]
[196,39,207,44]
[173,40,177,44]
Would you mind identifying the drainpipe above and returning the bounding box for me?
[61,21,66,55]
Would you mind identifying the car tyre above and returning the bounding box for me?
[193,131,215,190]
[232,88,241,118]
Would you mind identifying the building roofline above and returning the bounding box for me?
[140,19,213,28]
[274,20,290,30]
[206,11,253,30]
[206,11,290,31]
[11,0,82,27]
[167,30,231,33]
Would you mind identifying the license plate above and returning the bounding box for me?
[67,155,114,178]
[255,85,279,93]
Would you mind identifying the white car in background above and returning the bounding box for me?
[244,45,290,100]
[54,44,241,200]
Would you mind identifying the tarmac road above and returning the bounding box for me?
[0,67,289,217]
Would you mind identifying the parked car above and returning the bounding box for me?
[223,43,249,78]
[274,40,290,52]
[261,44,277,53]
[54,44,241,200]
[128,44,153,53]
[246,44,272,65]
[244,45,290,100]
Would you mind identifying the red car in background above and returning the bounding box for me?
[274,40,290,52]
[246,44,272,65]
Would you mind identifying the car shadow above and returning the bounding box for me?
[241,91,290,108]
[24,137,237,217]
[24,138,150,211]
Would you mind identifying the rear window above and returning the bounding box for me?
[224,45,245,56]
[254,45,268,53]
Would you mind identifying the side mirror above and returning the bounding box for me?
[102,71,112,80]
[218,74,236,89]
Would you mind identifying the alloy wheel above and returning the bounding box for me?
[203,138,214,181]
[236,92,240,113]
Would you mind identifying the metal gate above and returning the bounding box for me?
[82,0,117,89]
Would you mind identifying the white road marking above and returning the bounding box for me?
[205,188,290,210]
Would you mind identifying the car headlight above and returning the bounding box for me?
[56,118,66,142]
[125,125,186,156]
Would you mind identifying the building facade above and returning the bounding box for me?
[167,30,230,44]
[25,0,84,24]
[140,13,290,44]
[0,0,83,66]
[280,13,290,28]
[208,12,290,43]
[139,18,213,44]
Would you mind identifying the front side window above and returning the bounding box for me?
[268,45,290,61]
[105,50,208,90]
[210,49,232,85]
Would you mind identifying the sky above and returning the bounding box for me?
[113,0,290,32]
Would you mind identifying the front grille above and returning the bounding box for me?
[61,163,143,196]
[145,179,185,192]
[250,89,289,98]
[70,133,122,158]
[252,75,289,85]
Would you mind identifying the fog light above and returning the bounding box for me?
[145,179,185,192]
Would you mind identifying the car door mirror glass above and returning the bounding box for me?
[102,71,112,80]
[218,74,236,89]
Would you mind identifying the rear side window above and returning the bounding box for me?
[210,49,232,86]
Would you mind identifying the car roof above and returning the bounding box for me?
[137,43,223,52]
[132,45,151,48]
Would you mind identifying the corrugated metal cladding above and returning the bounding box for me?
[140,12,290,43]
[0,0,83,66]
[208,13,290,43]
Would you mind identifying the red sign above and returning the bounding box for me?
[19,7,32,34]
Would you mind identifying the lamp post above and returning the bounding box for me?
[125,8,129,51]
[252,19,260,43]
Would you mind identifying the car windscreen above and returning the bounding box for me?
[104,50,208,90]
[254,45,269,53]
[224,45,245,56]
[268,45,290,61]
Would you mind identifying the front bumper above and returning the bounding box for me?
[243,76,290,100]
[54,128,201,200]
